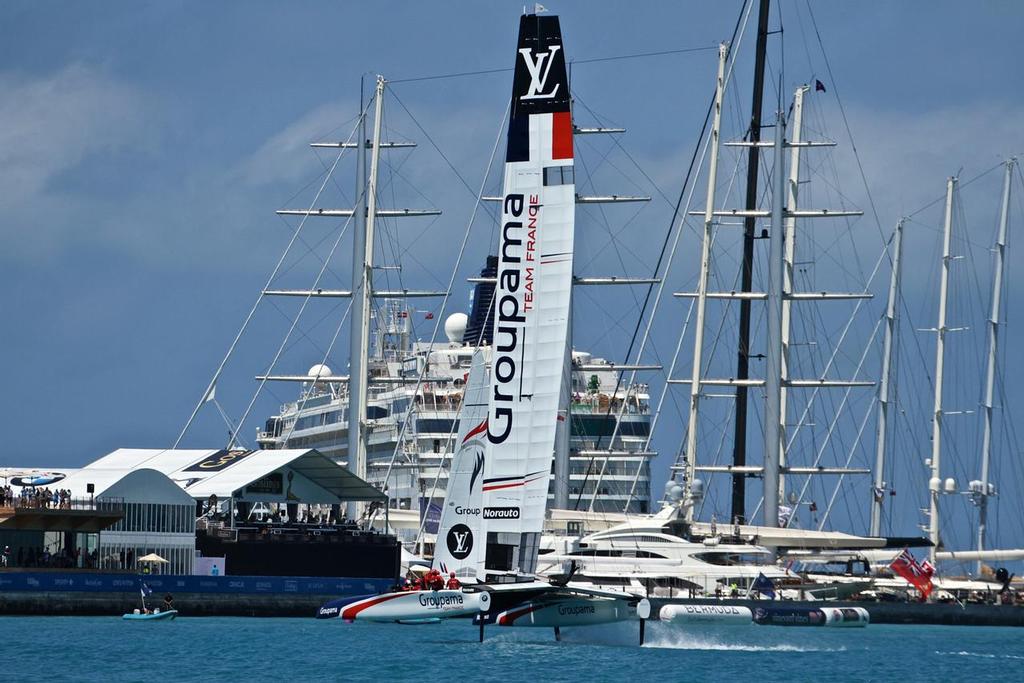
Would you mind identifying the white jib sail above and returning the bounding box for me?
[432,350,490,579]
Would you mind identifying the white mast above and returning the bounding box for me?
[928,176,957,566]
[870,218,905,537]
[975,158,1015,570]
[347,75,386,518]
[683,42,729,521]
[762,107,786,530]
[777,84,808,503]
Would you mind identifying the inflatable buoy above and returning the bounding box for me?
[659,603,753,625]
[752,605,869,627]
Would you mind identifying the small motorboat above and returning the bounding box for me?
[123,609,178,621]
[125,579,177,620]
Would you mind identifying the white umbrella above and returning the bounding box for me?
[137,553,168,564]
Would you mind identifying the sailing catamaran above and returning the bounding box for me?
[327,11,639,629]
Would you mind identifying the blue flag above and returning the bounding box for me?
[140,583,153,597]
[751,572,776,599]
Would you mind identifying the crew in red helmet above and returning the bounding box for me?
[446,572,461,590]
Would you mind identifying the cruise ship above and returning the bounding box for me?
[257,261,655,546]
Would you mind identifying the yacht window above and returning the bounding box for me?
[622,550,667,559]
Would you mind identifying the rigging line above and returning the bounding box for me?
[265,296,345,360]
[572,94,678,208]
[231,180,360,448]
[384,100,510,546]
[172,100,369,448]
[816,401,876,532]
[277,297,355,448]
[789,308,884,528]
[388,45,720,84]
[905,164,1004,221]
[388,88,494,204]
[782,241,887,455]
[573,146,647,318]
[802,1,885,249]
[575,0,755,511]
[665,148,748,492]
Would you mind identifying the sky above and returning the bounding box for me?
[2,1,1023,563]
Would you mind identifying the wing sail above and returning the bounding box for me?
[483,12,575,577]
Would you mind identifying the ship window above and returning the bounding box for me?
[416,419,458,434]
[543,165,574,186]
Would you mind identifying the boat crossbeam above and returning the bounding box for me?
[275,208,441,218]
[262,289,448,298]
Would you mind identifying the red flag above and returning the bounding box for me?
[890,549,934,599]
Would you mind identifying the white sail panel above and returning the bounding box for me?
[432,351,490,580]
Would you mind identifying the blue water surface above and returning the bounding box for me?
[0,616,1021,682]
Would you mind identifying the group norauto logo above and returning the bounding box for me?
[454,506,481,516]
[519,45,561,100]
[447,524,474,560]
[482,507,520,520]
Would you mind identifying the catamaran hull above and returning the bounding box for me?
[493,597,634,627]
[322,590,490,623]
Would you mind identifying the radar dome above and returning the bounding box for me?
[444,313,469,343]
[307,364,333,379]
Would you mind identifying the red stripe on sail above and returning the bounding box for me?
[484,473,546,491]
[483,481,525,492]
[463,419,488,444]
[552,111,573,160]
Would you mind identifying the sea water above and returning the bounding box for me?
[0,616,1021,681]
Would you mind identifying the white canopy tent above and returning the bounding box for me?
[76,448,385,505]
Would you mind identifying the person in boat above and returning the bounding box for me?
[426,569,444,591]
[446,572,461,590]
[163,594,174,610]
[411,577,422,591]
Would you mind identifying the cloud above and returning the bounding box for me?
[0,63,147,205]
[233,101,357,188]
[832,100,1023,223]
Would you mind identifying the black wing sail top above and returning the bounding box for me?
[506,14,572,163]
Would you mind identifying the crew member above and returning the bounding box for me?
[446,572,461,590]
